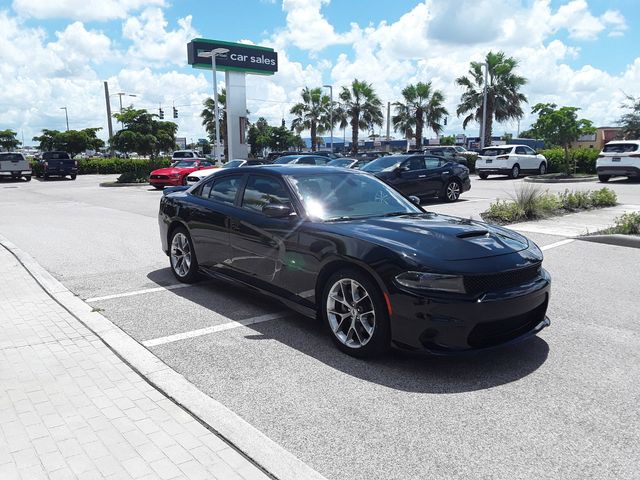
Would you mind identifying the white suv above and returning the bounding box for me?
[596,140,640,182]
[476,145,547,179]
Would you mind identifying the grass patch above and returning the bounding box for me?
[482,186,617,224]
[603,212,640,235]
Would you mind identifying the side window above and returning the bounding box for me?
[241,175,291,214]
[425,157,441,169]
[515,146,526,154]
[210,175,242,205]
[524,146,536,155]
[314,157,330,165]
[297,156,315,165]
[404,157,426,171]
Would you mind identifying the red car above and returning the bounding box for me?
[149,159,217,189]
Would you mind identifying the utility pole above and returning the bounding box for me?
[104,81,113,141]
[60,107,69,131]
[386,101,391,152]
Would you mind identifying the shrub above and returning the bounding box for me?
[539,147,599,174]
[558,189,591,209]
[539,148,565,173]
[509,183,544,218]
[606,212,640,235]
[483,199,525,223]
[460,153,477,173]
[590,188,617,207]
[116,171,148,183]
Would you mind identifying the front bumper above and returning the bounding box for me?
[596,166,640,177]
[388,269,551,354]
[150,176,183,186]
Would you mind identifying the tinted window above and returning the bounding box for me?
[603,143,638,153]
[43,152,71,160]
[0,153,24,161]
[523,146,536,155]
[515,147,526,154]
[328,159,354,168]
[241,176,291,213]
[173,152,194,159]
[361,156,408,172]
[297,156,316,165]
[314,157,330,165]
[210,175,242,205]
[404,157,426,171]
[481,147,511,156]
[425,157,441,169]
[273,155,300,164]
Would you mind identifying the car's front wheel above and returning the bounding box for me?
[478,172,488,180]
[510,164,520,179]
[538,162,547,175]
[70,174,77,180]
[25,175,31,182]
[442,179,462,202]
[169,227,199,283]
[598,175,610,183]
[322,269,390,358]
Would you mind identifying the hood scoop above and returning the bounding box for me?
[457,229,490,239]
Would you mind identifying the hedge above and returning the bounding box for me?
[31,158,171,176]
[539,148,599,174]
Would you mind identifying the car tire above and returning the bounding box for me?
[538,162,547,175]
[598,175,610,183]
[510,164,520,179]
[441,179,462,202]
[478,172,488,180]
[43,173,49,180]
[169,227,200,283]
[25,175,31,182]
[70,174,77,180]
[321,269,390,358]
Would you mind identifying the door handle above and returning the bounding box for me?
[418,175,426,178]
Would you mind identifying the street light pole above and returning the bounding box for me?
[60,107,69,131]
[201,48,229,163]
[323,84,333,153]
[480,62,489,149]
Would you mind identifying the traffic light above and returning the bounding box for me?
[444,117,448,126]
[159,108,164,119]
[173,107,178,119]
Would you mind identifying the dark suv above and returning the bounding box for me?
[37,151,78,180]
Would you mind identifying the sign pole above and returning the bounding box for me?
[212,55,221,163]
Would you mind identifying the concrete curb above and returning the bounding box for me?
[0,233,328,480]
[578,234,640,249]
[524,175,598,183]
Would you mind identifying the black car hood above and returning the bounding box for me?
[321,213,530,262]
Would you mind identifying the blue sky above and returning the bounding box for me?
[1,0,639,143]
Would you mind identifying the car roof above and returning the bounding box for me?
[218,165,364,175]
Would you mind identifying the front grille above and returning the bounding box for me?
[467,299,548,348]
[464,263,541,295]
[151,175,168,180]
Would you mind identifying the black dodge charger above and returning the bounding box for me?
[158,165,550,357]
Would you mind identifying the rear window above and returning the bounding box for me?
[0,153,24,161]
[173,151,195,159]
[481,147,511,156]
[42,152,71,160]
[603,143,638,153]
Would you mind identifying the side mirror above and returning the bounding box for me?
[262,203,293,218]
[408,195,421,206]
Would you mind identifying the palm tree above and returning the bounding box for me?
[338,79,384,155]
[393,82,448,148]
[456,51,528,147]
[290,87,331,151]
[392,102,415,151]
[201,88,227,157]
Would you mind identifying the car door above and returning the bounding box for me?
[523,146,540,171]
[514,146,531,170]
[227,174,297,292]
[419,156,447,196]
[187,174,243,270]
[387,156,426,196]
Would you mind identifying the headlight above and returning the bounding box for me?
[395,271,465,293]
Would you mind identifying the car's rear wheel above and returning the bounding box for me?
[70,174,77,180]
[510,164,520,179]
[598,175,610,183]
[25,175,31,182]
[322,269,390,358]
[478,172,488,180]
[442,179,462,202]
[538,162,547,175]
[169,227,199,283]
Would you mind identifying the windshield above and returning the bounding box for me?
[327,159,354,168]
[221,160,244,168]
[273,155,301,164]
[361,155,407,173]
[481,147,511,156]
[603,143,638,153]
[173,160,197,168]
[173,152,194,159]
[454,146,466,153]
[287,172,421,221]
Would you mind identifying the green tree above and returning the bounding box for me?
[0,129,21,151]
[32,128,103,155]
[501,132,513,141]
[290,87,331,151]
[111,107,176,158]
[617,94,640,140]
[529,103,595,174]
[456,51,528,147]
[440,135,456,145]
[247,117,273,156]
[201,89,228,157]
[393,82,448,148]
[32,129,61,151]
[338,79,384,155]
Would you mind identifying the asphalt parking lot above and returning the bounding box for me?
[1,174,639,480]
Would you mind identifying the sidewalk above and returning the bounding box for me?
[0,245,270,480]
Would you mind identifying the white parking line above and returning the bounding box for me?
[541,239,575,251]
[85,283,192,302]
[142,311,288,347]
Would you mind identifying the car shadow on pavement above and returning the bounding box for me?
[147,268,549,394]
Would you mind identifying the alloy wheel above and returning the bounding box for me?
[170,232,192,278]
[326,278,376,348]
[511,165,520,178]
[539,163,546,175]
[446,181,461,201]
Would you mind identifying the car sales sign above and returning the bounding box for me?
[187,38,278,76]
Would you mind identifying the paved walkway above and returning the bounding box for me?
[0,245,269,480]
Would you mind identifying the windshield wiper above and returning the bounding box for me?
[325,216,355,222]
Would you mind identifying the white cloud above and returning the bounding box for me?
[12,0,164,22]
[550,0,627,41]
